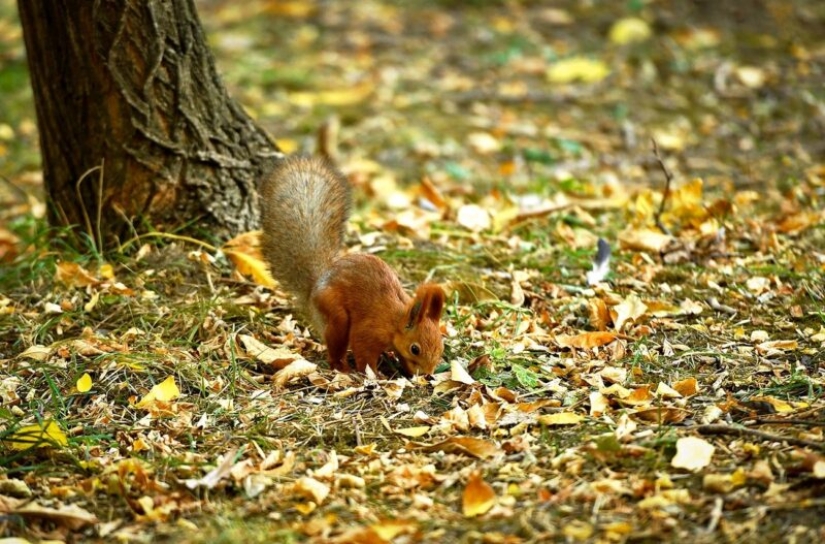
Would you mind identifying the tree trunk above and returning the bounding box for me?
[17,0,280,249]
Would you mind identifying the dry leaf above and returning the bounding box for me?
[273,359,318,388]
[556,331,617,349]
[612,294,647,332]
[547,57,609,84]
[292,476,330,504]
[672,437,715,471]
[408,437,499,459]
[538,412,585,426]
[6,420,68,451]
[450,360,476,385]
[55,261,100,288]
[456,204,492,232]
[136,376,181,408]
[673,377,699,397]
[462,471,496,517]
[184,448,239,490]
[239,334,302,369]
[223,249,276,288]
[76,372,93,393]
[11,502,98,531]
[618,227,672,253]
[609,17,652,45]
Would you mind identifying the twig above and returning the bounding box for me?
[75,164,103,252]
[744,418,825,428]
[0,175,29,200]
[118,231,218,252]
[697,424,823,450]
[651,139,673,235]
[353,417,362,448]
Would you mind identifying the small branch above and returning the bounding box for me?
[651,139,673,235]
[744,418,825,428]
[697,424,824,450]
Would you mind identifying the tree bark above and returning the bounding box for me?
[17,0,280,249]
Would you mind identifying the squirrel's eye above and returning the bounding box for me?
[410,343,421,356]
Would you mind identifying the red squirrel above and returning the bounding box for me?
[259,155,446,376]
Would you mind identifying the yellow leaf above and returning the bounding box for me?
[462,471,496,517]
[673,377,699,397]
[136,376,180,408]
[612,294,648,332]
[98,263,115,280]
[538,412,585,426]
[609,17,652,45]
[671,436,715,471]
[7,420,68,451]
[55,261,99,288]
[395,426,431,438]
[370,520,418,541]
[222,231,276,288]
[556,331,617,349]
[547,57,610,84]
[668,178,704,218]
[562,520,594,541]
[288,83,373,107]
[293,476,330,504]
[76,373,93,393]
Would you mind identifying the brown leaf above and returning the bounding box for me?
[407,436,500,459]
[632,407,689,424]
[11,502,98,531]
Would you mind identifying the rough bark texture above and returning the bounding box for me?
[17,0,280,248]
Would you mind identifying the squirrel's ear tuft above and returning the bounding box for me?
[416,284,445,321]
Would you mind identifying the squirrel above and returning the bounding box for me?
[259,155,446,376]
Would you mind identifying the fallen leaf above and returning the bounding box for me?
[612,294,647,333]
[239,334,302,369]
[11,502,98,531]
[184,448,239,490]
[456,204,492,232]
[538,412,585,426]
[547,57,609,84]
[408,436,499,459]
[55,261,100,288]
[223,249,276,288]
[618,227,673,253]
[395,426,431,438]
[462,471,496,517]
[556,331,617,349]
[273,358,318,388]
[292,476,330,504]
[6,420,68,451]
[673,377,699,397]
[672,437,715,471]
[136,376,181,408]
[76,373,93,393]
[609,17,652,45]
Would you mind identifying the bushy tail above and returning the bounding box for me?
[259,156,351,316]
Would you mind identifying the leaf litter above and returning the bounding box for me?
[2,0,825,542]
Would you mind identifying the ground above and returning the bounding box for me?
[1,1,824,543]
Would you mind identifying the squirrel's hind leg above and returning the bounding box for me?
[316,293,351,372]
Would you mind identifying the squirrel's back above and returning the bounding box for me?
[259,156,351,321]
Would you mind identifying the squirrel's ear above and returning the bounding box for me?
[406,284,445,328]
[423,285,445,320]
